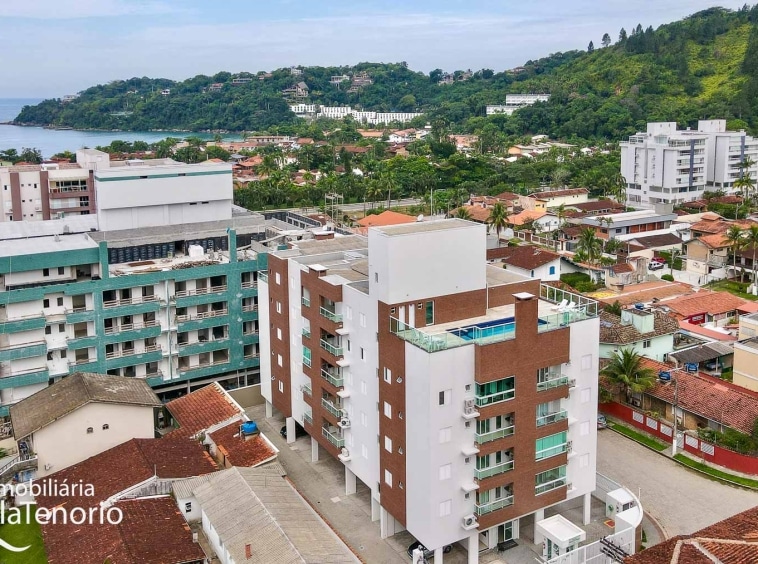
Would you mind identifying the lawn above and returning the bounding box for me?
[609,422,668,452]
[0,505,47,564]
[674,454,758,489]
[656,250,682,271]
[704,279,758,301]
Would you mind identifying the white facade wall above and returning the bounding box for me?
[599,334,674,363]
[287,264,307,425]
[32,402,157,477]
[258,278,273,406]
[503,260,560,282]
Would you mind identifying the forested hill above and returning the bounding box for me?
[14,5,758,140]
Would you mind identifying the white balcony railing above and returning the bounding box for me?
[474,425,514,444]
[474,460,514,480]
[475,495,513,516]
[174,285,227,298]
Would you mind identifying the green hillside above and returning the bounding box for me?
[14,5,758,140]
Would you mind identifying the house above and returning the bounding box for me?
[564,200,625,216]
[522,188,589,210]
[189,465,358,563]
[581,208,678,241]
[489,245,561,280]
[625,506,758,564]
[355,210,416,234]
[683,232,729,278]
[662,290,758,326]
[205,422,278,468]
[620,233,683,256]
[160,88,171,96]
[667,341,734,375]
[451,204,492,224]
[10,372,162,478]
[598,309,680,362]
[165,382,245,438]
[35,437,217,564]
[506,209,548,229]
[733,311,758,392]
[209,83,224,91]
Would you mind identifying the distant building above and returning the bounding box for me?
[290,105,423,125]
[231,76,253,85]
[598,309,679,362]
[486,94,550,116]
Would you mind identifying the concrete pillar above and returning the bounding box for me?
[265,400,273,418]
[380,507,394,539]
[345,466,356,495]
[433,547,443,563]
[371,493,380,522]
[286,416,296,444]
[533,508,545,546]
[311,436,319,462]
[583,492,592,525]
[467,532,479,564]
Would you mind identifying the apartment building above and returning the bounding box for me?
[486,94,551,116]
[259,219,600,562]
[290,105,423,124]
[620,120,758,208]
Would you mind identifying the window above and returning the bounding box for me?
[384,436,393,452]
[361,380,367,395]
[57,266,65,275]
[277,328,282,340]
[278,381,284,393]
[276,301,282,314]
[383,402,392,419]
[384,469,392,487]
[43,268,49,277]
[375,273,379,283]
[581,388,591,403]
[549,266,556,275]
[360,313,366,327]
[45,326,52,335]
[581,354,592,370]
[360,347,365,360]
[58,323,65,332]
[57,297,63,306]
[275,272,281,285]
[535,465,567,495]
[425,301,434,324]
[476,377,515,406]
[643,339,651,348]
[439,499,452,517]
[580,454,590,468]
[43,299,50,308]
[439,389,451,406]
[102,424,109,430]
[185,502,192,513]
[361,411,368,427]
[277,354,283,367]
[439,463,452,481]
[439,427,452,443]
[535,432,568,461]
[383,367,391,383]
[86,427,94,434]
[580,421,590,436]
[362,444,368,459]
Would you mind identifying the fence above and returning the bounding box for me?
[600,401,758,475]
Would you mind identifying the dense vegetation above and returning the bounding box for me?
[14,6,758,140]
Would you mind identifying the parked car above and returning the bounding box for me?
[407,541,452,560]
[280,423,308,439]
[648,261,665,271]
[597,414,608,429]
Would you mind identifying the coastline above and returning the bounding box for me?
[2,122,243,135]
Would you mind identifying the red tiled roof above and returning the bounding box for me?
[626,506,758,564]
[357,210,416,228]
[492,191,521,201]
[529,188,589,199]
[678,321,738,342]
[566,200,625,212]
[452,205,491,223]
[690,217,756,235]
[166,382,243,439]
[209,423,278,467]
[663,290,758,318]
[490,245,560,269]
[506,209,546,225]
[609,262,635,274]
[697,233,730,249]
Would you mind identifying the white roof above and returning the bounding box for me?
[535,514,587,544]
[0,216,98,241]
[0,233,98,258]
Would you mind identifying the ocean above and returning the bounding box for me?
[0,98,243,158]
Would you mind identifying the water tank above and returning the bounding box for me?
[658,371,671,382]
[634,303,645,310]
[241,421,259,436]
[685,363,698,372]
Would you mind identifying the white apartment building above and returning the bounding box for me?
[290,105,423,124]
[486,94,550,116]
[620,120,758,208]
[259,220,600,563]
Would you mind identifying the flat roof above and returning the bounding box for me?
[536,514,586,543]
[0,215,98,241]
[377,218,475,236]
[0,233,98,258]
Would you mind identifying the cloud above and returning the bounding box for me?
[3,0,176,19]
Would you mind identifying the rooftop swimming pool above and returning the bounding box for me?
[448,316,548,341]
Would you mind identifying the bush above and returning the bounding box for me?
[661,274,675,282]
[560,272,600,292]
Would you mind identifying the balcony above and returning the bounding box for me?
[536,410,568,427]
[536,476,568,496]
[536,443,569,461]
[322,427,345,448]
[242,304,258,312]
[302,384,312,397]
[475,495,514,516]
[301,296,310,307]
[104,319,159,335]
[105,344,161,359]
[475,389,514,408]
[303,354,312,368]
[537,373,569,392]
[321,367,343,387]
[320,339,343,357]
[303,412,313,426]
[176,309,227,322]
[302,328,311,339]
[321,397,343,418]
[475,425,514,444]
[474,460,514,480]
[259,272,268,283]
[320,306,343,323]
[103,295,158,308]
[241,281,258,289]
[174,285,227,298]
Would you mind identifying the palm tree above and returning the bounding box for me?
[487,202,508,245]
[604,238,623,255]
[575,228,602,266]
[554,204,566,229]
[453,207,472,220]
[601,348,657,402]
[733,172,755,211]
[725,224,746,281]
[745,224,758,285]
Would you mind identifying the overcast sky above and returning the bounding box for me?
[0,0,749,98]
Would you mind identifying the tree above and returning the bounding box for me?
[602,33,612,48]
[398,94,417,111]
[587,41,595,53]
[601,348,657,402]
[725,224,746,281]
[554,204,567,227]
[604,300,622,315]
[575,227,602,266]
[733,173,755,208]
[453,207,472,220]
[604,238,624,255]
[619,28,628,43]
[745,224,758,285]
[487,202,508,245]
[18,147,42,164]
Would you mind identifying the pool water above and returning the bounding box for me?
[448,317,516,341]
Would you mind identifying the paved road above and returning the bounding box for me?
[597,429,758,538]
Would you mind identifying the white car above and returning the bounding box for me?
[648,261,665,271]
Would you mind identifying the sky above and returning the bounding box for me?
[0,0,751,98]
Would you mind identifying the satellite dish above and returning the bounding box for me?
[417,214,424,222]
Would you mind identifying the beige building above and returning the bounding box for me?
[683,233,728,277]
[734,312,758,392]
[10,372,161,477]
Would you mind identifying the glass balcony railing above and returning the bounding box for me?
[536,477,567,495]
[475,389,515,407]
[320,339,343,357]
[474,425,514,444]
[322,427,345,448]
[536,410,568,427]
[535,443,568,461]
[301,296,310,307]
[302,328,311,339]
[321,397,343,418]
[474,460,514,480]
[302,384,312,397]
[320,306,343,323]
[303,412,313,426]
[303,355,312,368]
[475,495,513,516]
[537,374,569,392]
[321,368,343,387]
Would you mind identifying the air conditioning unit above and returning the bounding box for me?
[566,482,573,491]
[464,457,471,464]
[631,397,642,408]
[464,398,476,409]
[462,514,478,530]
[568,379,577,388]
[339,417,351,428]
[566,440,573,453]
[340,447,350,459]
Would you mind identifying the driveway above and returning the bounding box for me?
[597,429,758,538]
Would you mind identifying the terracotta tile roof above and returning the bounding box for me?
[599,310,679,344]
[628,233,683,249]
[357,210,416,228]
[640,358,758,435]
[529,188,589,199]
[209,422,278,467]
[690,217,756,235]
[626,506,758,564]
[37,438,216,564]
[589,281,691,306]
[506,209,546,225]
[696,233,730,249]
[609,262,635,274]
[679,320,738,341]
[452,205,491,223]
[11,372,161,439]
[492,191,521,201]
[663,290,758,319]
[560,225,585,238]
[166,382,244,439]
[567,200,625,213]
[491,245,560,269]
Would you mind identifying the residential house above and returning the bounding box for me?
[209,83,224,92]
[355,211,417,234]
[35,437,217,564]
[598,309,680,362]
[189,466,358,563]
[667,341,734,376]
[521,188,589,211]
[489,245,561,280]
[564,200,625,216]
[683,232,729,278]
[733,311,758,392]
[625,506,758,564]
[506,210,550,230]
[10,372,162,478]
[663,290,758,326]
[581,208,678,241]
[619,233,683,259]
[603,258,649,291]
[388,129,415,143]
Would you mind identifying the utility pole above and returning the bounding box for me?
[671,378,679,456]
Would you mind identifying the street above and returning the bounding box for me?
[597,429,758,538]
